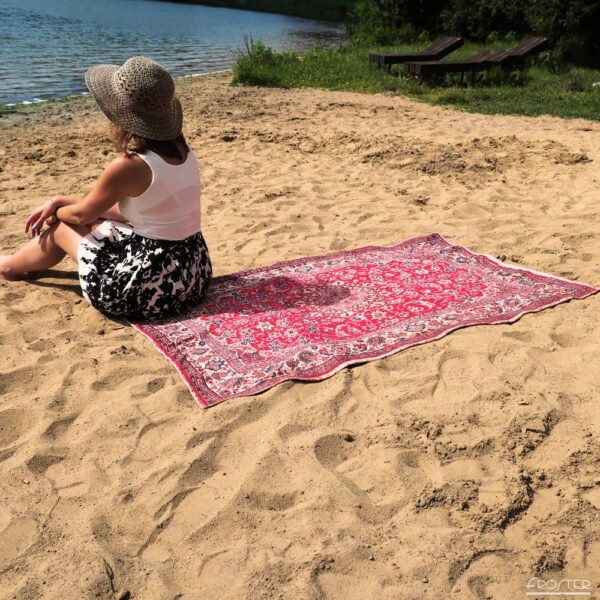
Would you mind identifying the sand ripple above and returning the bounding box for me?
[1,73,599,598]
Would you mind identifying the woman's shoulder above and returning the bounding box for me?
[101,154,152,196]
[105,152,149,176]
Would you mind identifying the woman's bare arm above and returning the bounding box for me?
[25,196,80,235]
[99,204,126,221]
[55,156,150,225]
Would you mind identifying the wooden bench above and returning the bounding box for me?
[403,38,549,81]
[481,38,549,68]
[369,37,463,72]
[404,50,492,77]
[499,37,549,66]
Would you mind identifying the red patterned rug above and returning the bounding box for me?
[132,233,597,407]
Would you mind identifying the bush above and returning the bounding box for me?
[440,0,528,41]
[350,0,443,45]
[350,0,600,67]
[231,37,299,87]
[525,0,600,67]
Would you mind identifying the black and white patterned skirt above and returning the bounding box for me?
[78,220,212,318]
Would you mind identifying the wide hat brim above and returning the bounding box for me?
[85,64,183,141]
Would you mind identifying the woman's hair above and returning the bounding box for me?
[110,123,189,160]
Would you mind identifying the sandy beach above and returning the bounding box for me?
[1,72,599,599]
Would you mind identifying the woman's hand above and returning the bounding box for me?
[25,199,58,237]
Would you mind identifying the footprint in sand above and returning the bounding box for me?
[314,433,360,470]
[0,365,38,398]
[26,450,66,475]
[449,551,518,598]
[0,517,38,570]
[0,408,35,448]
[314,433,408,522]
[42,413,78,440]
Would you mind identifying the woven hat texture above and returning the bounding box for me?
[85,56,182,141]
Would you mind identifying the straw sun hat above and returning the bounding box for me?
[85,56,182,141]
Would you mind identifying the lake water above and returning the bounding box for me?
[0,0,345,105]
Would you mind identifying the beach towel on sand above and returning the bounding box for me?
[131,233,597,407]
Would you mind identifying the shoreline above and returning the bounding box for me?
[5,67,598,127]
[0,70,235,114]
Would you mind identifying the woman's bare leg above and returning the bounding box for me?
[0,221,90,280]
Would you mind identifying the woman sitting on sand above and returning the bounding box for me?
[0,56,212,318]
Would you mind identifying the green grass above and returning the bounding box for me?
[231,39,600,121]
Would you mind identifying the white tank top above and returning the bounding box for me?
[118,148,202,241]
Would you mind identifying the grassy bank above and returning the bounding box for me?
[157,0,354,22]
[231,40,600,121]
